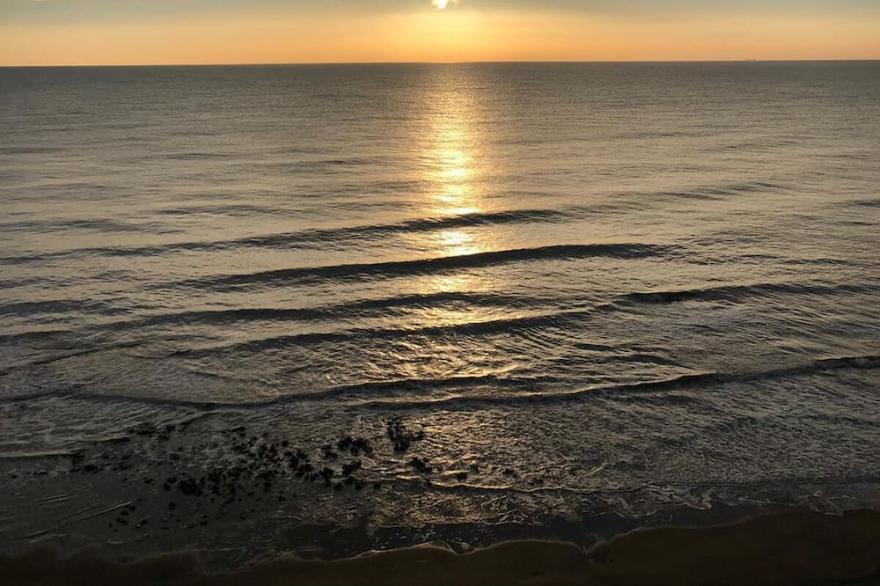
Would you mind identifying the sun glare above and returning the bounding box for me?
[432,0,450,10]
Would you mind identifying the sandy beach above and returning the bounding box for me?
[3,509,879,586]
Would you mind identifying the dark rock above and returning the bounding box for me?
[319,467,335,486]
[408,457,433,474]
[387,418,424,453]
[341,460,362,477]
[178,478,201,496]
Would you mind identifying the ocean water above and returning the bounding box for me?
[1,62,879,561]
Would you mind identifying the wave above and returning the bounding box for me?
[0,207,590,263]
[170,309,597,356]
[111,291,544,330]
[717,139,799,151]
[0,368,560,408]
[273,372,564,404]
[5,353,876,412]
[1,277,870,357]
[8,278,868,351]
[0,218,156,235]
[0,449,79,460]
[248,156,378,171]
[0,179,790,264]
[358,353,880,411]
[0,342,144,376]
[154,203,304,218]
[0,329,73,344]
[173,243,671,290]
[0,298,124,319]
[149,279,877,343]
[660,180,786,201]
[616,281,880,306]
[193,208,579,252]
[154,152,239,161]
[0,146,63,155]
[850,198,880,208]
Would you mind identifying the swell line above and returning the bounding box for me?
[616,281,880,306]
[0,178,790,264]
[168,309,606,356]
[0,207,585,264]
[129,280,874,351]
[110,292,543,330]
[358,354,880,411]
[4,280,870,355]
[3,354,876,412]
[170,243,671,290]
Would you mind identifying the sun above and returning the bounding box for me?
[432,0,450,9]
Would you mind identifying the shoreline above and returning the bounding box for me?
[3,509,879,585]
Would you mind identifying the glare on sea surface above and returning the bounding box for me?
[435,229,481,257]
[411,76,503,314]
[424,104,481,219]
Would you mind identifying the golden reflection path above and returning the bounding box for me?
[421,89,486,260]
[412,82,498,312]
[402,79,517,382]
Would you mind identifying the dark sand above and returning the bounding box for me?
[3,509,879,585]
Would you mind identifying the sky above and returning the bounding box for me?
[1,0,879,65]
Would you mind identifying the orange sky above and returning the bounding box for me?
[1,2,879,65]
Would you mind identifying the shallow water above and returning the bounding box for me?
[1,62,879,560]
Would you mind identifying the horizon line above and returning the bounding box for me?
[2,58,879,69]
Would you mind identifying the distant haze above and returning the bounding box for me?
[1,0,879,65]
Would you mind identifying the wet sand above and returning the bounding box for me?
[3,509,879,586]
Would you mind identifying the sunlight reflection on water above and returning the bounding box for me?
[413,86,500,310]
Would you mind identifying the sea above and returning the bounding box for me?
[1,62,878,566]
